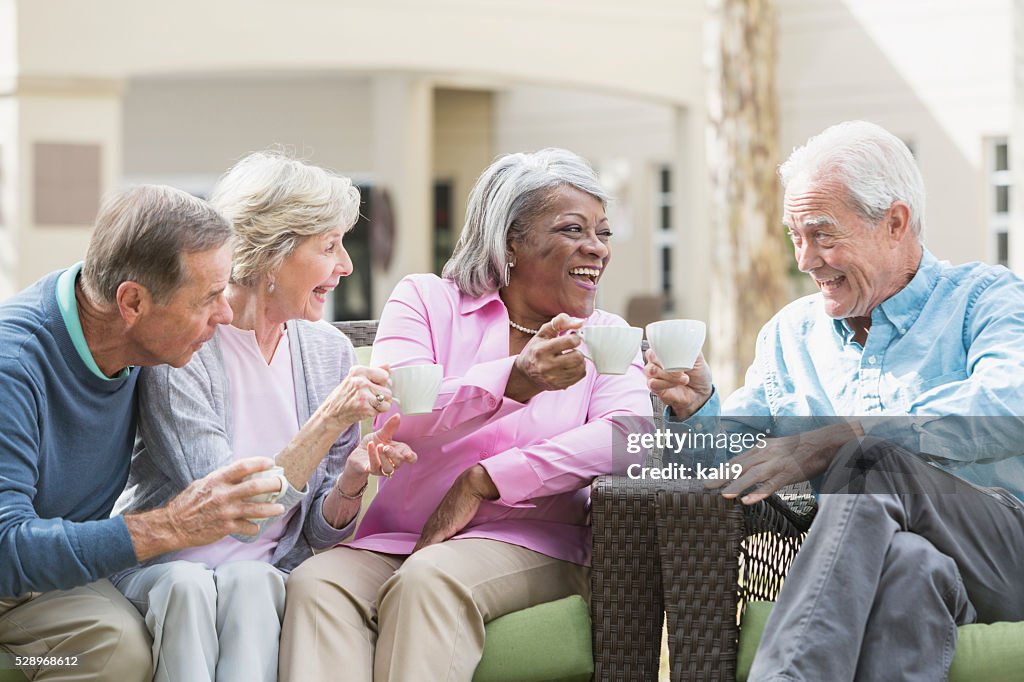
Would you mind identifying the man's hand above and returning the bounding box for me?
[506,314,587,402]
[705,422,863,504]
[413,464,499,553]
[644,347,713,419]
[125,457,286,562]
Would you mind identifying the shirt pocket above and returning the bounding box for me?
[887,369,967,411]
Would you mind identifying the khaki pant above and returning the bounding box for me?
[0,579,151,681]
[279,538,589,682]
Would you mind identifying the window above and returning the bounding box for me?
[990,138,1010,266]
[433,180,454,275]
[654,164,674,311]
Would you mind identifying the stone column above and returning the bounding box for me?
[370,75,434,315]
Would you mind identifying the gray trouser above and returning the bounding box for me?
[114,560,286,682]
[749,437,1024,682]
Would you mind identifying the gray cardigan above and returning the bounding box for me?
[113,319,360,573]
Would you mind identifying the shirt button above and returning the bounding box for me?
[899,328,907,335]
[487,397,497,408]
[867,356,877,365]
[481,451,489,458]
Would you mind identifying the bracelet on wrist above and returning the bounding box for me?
[336,480,368,500]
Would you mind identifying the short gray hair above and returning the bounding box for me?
[779,120,926,240]
[211,151,361,287]
[443,148,610,297]
[82,185,231,305]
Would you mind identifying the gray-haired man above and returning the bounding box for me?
[0,186,286,680]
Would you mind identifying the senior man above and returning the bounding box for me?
[0,185,287,681]
[647,121,1024,681]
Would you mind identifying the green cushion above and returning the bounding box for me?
[0,651,28,682]
[736,601,773,681]
[474,595,593,682]
[737,601,1024,682]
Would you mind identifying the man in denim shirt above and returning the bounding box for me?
[646,121,1024,680]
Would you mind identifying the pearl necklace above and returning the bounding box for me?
[509,320,540,335]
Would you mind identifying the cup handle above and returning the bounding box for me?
[573,330,593,363]
[267,472,289,504]
[385,377,402,406]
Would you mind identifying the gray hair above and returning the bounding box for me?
[442,148,610,297]
[82,185,231,305]
[779,120,926,240]
[211,151,361,287]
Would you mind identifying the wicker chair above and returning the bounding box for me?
[589,385,816,682]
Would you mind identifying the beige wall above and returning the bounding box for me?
[124,76,374,179]
[15,0,701,105]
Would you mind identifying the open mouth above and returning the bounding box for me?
[312,285,335,303]
[569,266,602,286]
[815,275,845,292]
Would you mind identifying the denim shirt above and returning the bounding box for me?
[688,249,1024,498]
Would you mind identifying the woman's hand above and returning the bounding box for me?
[644,348,713,420]
[413,464,499,553]
[321,364,393,429]
[506,313,587,402]
[339,414,418,488]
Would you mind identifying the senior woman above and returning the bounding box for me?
[279,148,653,681]
[112,152,415,682]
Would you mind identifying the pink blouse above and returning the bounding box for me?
[348,274,652,566]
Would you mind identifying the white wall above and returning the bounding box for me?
[778,0,1013,265]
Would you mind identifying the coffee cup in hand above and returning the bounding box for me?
[388,364,443,415]
[244,465,288,521]
[578,325,643,375]
[645,319,706,371]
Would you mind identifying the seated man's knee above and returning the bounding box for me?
[822,437,921,494]
[73,590,153,682]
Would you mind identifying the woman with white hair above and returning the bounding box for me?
[279,148,653,681]
[113,152,416,682]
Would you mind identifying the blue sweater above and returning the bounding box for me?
[0,270,139,597]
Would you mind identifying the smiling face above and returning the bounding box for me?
[504,185,611,326]
[272,227,353,322]
[784,175,920,320]
[130,243,234,368]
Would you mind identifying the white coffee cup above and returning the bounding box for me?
[389,364,444,415]
[244,465,288,521]
[645,319,707,370]
[578,325,643,375]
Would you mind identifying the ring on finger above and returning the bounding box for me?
[375,393,385,404]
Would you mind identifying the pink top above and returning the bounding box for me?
[350,274,652,566]
[175,325,299,567]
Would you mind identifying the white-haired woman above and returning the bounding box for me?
[279,148,653,681]
[113,152,416,682]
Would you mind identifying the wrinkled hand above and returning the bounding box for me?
[413,464,499,553]
[507,314,586,402]
[340,414,418,493]
[644,347,713,420]
[164,457,286,544]
[322,364,392,428]
[705,423,863,504]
